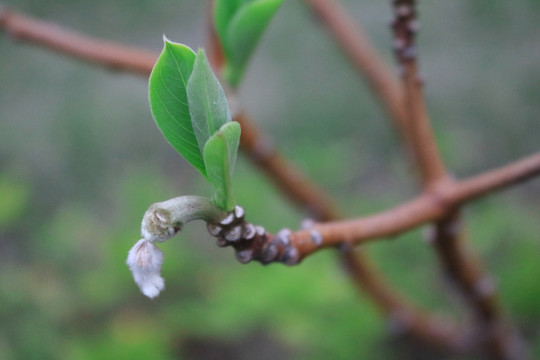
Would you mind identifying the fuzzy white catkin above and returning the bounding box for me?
[126,239,165,298]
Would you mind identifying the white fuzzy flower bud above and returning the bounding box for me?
[126,239,165,298]
[127,196,228,298]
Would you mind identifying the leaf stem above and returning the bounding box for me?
[141,195,227,242]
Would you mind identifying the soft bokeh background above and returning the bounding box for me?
[1,0,539,359]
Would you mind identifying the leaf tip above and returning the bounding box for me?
[162,34,171,45]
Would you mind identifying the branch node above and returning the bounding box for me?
[260,242,279,263]
[279,246,300,266]
[224,225,243,242]
[242,223,256,240]
[234,205,245,220]
[301,218,316,229]
[236,249,254,264]
[275,228,292,246]
[255,225,266,236]
[310,229,323,246]
[220,212,235,225]
[207,223,222,236]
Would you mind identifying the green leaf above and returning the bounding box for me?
[203,122,241,211]
[148,38,205,176]
[214,0,244,45]
[187,49,231,156]
[215,0,283,87]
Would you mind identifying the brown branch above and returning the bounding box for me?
[430,213,520,359]
[0,8,156,75]
[286,151,540,260]
[390,1,447,186]
[454,152,540,203]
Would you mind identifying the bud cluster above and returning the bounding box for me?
[389,0,419,64]
[207,206,301,266]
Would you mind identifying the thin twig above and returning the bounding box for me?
[0,8,156,74]
[454,152,540,203]
[285,151,540,263]
[390,0,447,186]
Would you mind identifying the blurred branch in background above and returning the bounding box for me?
[0,7,155,74]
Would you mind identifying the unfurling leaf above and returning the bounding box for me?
[203,121,241,211]
[187,49,231,155]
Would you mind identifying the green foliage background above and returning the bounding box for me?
[0,0,539,359]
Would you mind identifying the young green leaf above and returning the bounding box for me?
[214,0,244,44]
[187,49,231,156]
[203,121,241,211]
[214,0,283,87]
[148,38,205,176]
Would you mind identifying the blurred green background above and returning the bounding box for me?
[1,0,539,359]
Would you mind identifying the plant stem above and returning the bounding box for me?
[141,196,227,242]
